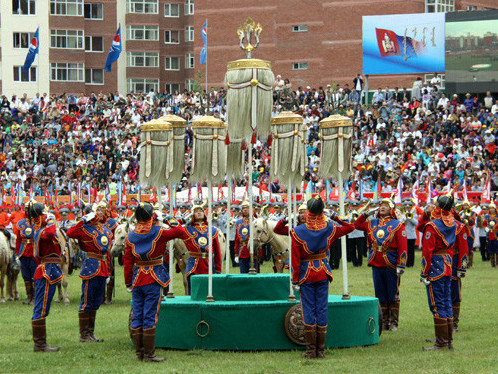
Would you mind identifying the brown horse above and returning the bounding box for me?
[54,229,75,305]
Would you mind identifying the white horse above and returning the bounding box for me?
[111,221,226,294]
[253,217,290,273]
[0,231,18,302]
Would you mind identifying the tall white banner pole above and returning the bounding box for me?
[207,180,214,302]
[338,174,350,299]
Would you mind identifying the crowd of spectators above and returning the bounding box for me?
[0,72,497,204]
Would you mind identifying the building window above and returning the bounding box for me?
[128,79,159,93]
[184,0,193,15]
[85,68,104,84]
[164,30,180,44]
[127,52,159,67]
[185,53,194,69]
[84,3,103,19]
[164,3,179,17]
[292,25,308,32]
[185,79,194,91]
[85,36,104,52]
[425,0,455,13]
[466,5,477,10]
[165,57,180,71]
[50,29,84,49]
[292,62,308,70]
[13,66,37,82]
[13,0,36,15]
[50,0,83,16]
[50,62,84,81]
[185,26,194,42]
[127,25,159,41]
[13,32,34,49]
[165,83,180,94]
[127,0,158,14]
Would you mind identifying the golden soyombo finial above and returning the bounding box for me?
[237,17,263,58]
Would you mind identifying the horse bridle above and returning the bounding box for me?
[255,220,274,245]
[255,220,289,258]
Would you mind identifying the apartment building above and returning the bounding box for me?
[0,0,195,96]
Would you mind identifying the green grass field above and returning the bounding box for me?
[446,53,498,72]
[1,252,497,374]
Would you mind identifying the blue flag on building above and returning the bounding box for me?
[200,21,207,64]
[105,25,122,72]
[22,27,39,72]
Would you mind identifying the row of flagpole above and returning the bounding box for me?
[20,25,122,84]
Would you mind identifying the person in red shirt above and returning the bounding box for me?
[123,203,188,362]
[290,197,367,359]
[67,201,112,343]
[30,202,63,352]
[234,201,256,273]
[9,204,25,227]
[0,206,11,229]
[355,197,408,332]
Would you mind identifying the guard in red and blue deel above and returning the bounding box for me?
[419,194,467,351]
[183,202,221,295]
[66,201,112,343]
[451,210,469,334]
[123,202,188,362]
[355,197,408,332]
[483,202,498,267]
[30,202,62,352]
[456,200,475,269]
[291,197,365,359]
[14,201,37,305]
[234,200,258,273]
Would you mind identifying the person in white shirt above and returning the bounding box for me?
[483,130,495,145]
[491,99,498,115]
[309,150,319,167]
[31,93,41,108]
[354,151,365,164]
[437,93,449,109]
[131,111,141,125]
[18,98,30,114]
[273,75,284,91]
[430,73,441,89]
[377,150,387,165]
[483,91,494,109]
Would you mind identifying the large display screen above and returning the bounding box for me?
[362,12,445,75]
[445,10,498,93]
